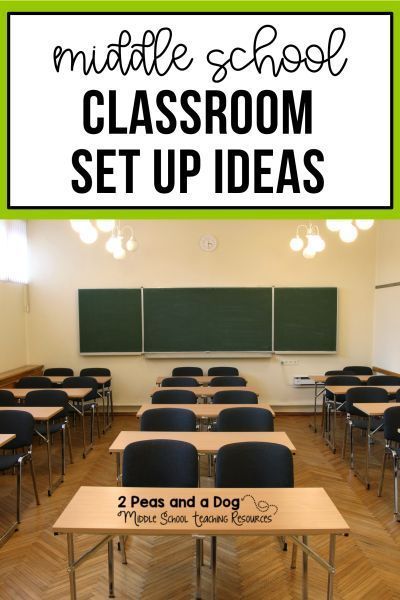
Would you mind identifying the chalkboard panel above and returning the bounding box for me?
[274,287,337,352]
[79,289,142,353]
[143,288,272,352]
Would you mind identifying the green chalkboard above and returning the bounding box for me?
[143,288,272,352]
[274,287,337,352]
[78,289,142,353]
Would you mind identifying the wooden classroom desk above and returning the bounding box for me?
[0,406,63,495]
[156,375,245,386]
[136,402,276,419]
[308,375,371,434]
[53,486,349,600]
[352,402,397,489]
[323,386,400,454]
[45,375,111,386]
[109,431,295,484]
[150,386,258,401]
[2,388,95,458]
[0,433,16,448]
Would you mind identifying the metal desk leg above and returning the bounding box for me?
[302,535,308,600]
[67,533,77,600]
[353,415,372,489]
[211,536,217,600]
[327,535,336,600]
[108,539,115,598]
[47,421,53,495]
[116,453,121,485]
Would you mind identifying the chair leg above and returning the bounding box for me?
[96,404,101,438]
[67,420,74,465]
[17,460,22,524]
[342,419,348,459]
[394,455,399,520]
[349,423,355,469]
[378,446,388,497]
[29,455,40,506]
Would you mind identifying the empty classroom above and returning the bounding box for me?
[1,219,400,600]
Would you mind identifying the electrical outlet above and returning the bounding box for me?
[280,360,299,366]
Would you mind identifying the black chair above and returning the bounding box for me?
[161,377,200,387]
[43,368,74,376]
[343,366,373,375]
[216,407,274,432]
[367,375,400,386]
[25,390,74,476]
[122,439,199,487]
[341,387,388,467]
[63,376,100,457]
[323,376,361,450]
[0,390,18,406]
[172,367,203,376]
[15,376,53,389]
[378,406,400,519]
[80,368,113,430]
[208,367,239,376]
[209,376,247,387]
[120,439,199,564]
[141,408,196,432]
[211,390,258,404]
[151,389,198,404]
[325,370,346,376]
[214,441,294,563]
[0,410,40,545]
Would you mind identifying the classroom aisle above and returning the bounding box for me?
[1,415,400,600]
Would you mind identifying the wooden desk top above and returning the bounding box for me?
[311,374,370,384]
[136,403,275,418]
[151,386,258,398]
[2,388,92,400]
[325,385,400,395]
[353,402,397,417]
[109,431,295,454]
[53,486,349,536]
[0,433,16,448]
[46,375,111,385]
[156,376,244,386]
[0,406,63,420]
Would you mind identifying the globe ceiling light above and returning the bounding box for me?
[290,224,325,259]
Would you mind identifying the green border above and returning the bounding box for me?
[1,1,397,219]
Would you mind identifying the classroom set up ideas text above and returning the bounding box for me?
[9,13,391,209]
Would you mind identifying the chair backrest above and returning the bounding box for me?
[43,368,74,376]
[151,389,198,404]
[80,368,111,377]
[15,376,53,389]
[122,439,198,487]
[344,386,388,414]
[216,442,293,488]
[62,376,98,399]
[367,375,400,386]
[343,366,373,375]
[0,410,35,449]
[140,408,196,432]
[209,376,247,387]
[211,390,258,404]
[172,367,203,376]
[325,375,361,399]
[24,389,69,410]
[208,367,239,376]
[161,377,199,387]
[325,370,345,376]
[216,407,274,432]
[383,406,400,443]
[0,390,18,406]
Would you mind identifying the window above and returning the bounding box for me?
[0,220,28,284]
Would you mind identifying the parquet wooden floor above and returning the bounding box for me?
[1,414,400,599]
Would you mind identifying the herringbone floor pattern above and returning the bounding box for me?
[1,414,400,599]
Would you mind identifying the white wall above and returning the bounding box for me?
[0,282,28,371]
[373,221,400,373]
[25,220,377,410]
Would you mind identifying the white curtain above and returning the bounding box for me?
[0,220,28,284]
